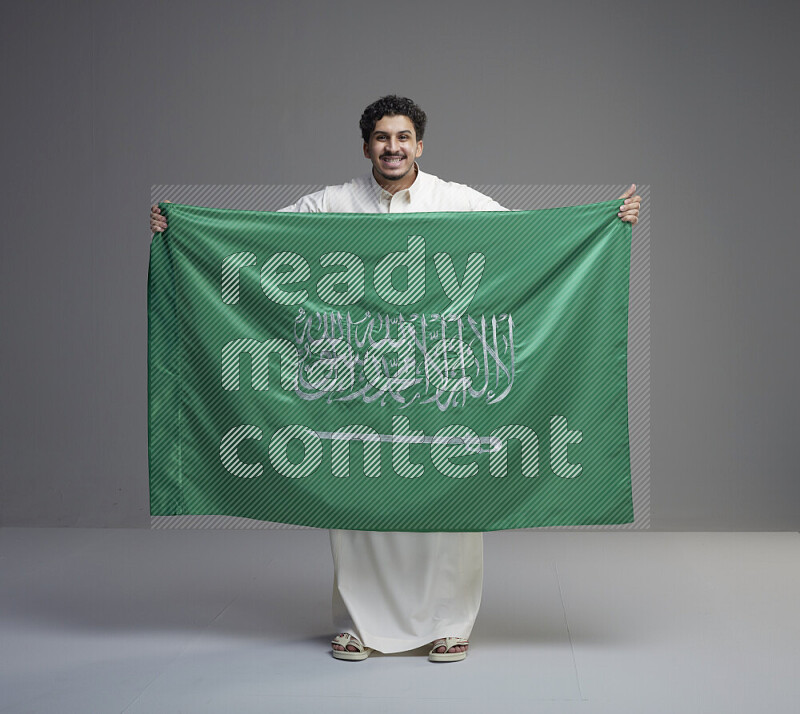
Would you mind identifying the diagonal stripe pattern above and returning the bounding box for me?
[149,184,649,531]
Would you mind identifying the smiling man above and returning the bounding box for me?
[150,95,642,663]
[270,96,512,214]
[367,114,420,184]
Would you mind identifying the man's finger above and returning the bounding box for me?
[619,201,640,212]
[617,183,636,199]
[150,201,172,233]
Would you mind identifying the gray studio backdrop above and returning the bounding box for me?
[1,0,797,530]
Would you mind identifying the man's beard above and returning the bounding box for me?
[374,154,414,182]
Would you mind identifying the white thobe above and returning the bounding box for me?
[279,164,507,653]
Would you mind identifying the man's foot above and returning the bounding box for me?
[432,640,468,654]
[332,632,361,652]
[331,633,372,660]
[428,637,469,662]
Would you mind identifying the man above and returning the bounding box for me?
[150,95,642,662]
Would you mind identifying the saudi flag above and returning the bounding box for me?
[148,201,634,531]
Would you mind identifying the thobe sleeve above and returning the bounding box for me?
[276,188,327,213]
[464,186,509,212]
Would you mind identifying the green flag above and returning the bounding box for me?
[148,200,634,531]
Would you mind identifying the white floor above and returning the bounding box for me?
[1,528,798,714]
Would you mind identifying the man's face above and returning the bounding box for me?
[363,114,423,183]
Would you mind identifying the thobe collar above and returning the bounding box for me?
[369,162,429,205]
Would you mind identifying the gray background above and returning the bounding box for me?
[1,0,797,529]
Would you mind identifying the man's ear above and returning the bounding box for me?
[416,140,423,158]
[363,142,370,158]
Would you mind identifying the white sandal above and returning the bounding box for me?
[331,632,373,661]
[428,636,469,662]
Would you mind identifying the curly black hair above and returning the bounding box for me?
[359,95,427,143]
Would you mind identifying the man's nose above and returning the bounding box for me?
[387,138,401,153]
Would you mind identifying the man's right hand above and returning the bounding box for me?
[150,201,172,233]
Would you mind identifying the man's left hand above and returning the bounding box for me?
[617,184,642,226]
